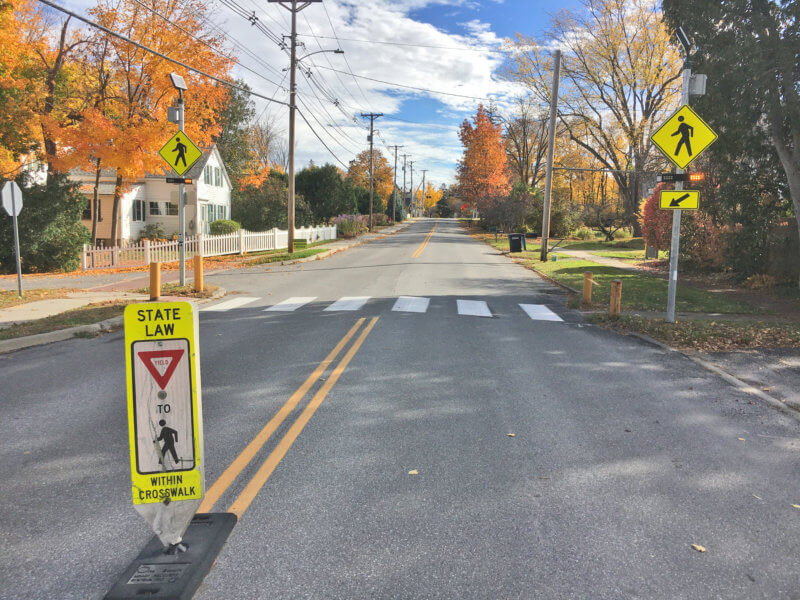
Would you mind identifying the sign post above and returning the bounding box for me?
[650,41,716,322]
[1,181,23,297]
[124,301,203,549]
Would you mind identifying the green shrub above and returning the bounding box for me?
[572,227,594,240]
[0,174,89,273]
[333,214,367,238]
[138,224,166,241]
[372,213,388,226]
[209,219,241,235]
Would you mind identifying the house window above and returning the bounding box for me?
[132,199,145,222]
[166,203,179,216]
[149,201,162,216]
[82,198,91,220]
[214,167,220,187]
[204,166,212,185]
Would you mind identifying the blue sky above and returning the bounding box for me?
[61,0,582,187]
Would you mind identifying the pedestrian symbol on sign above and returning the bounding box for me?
[171,136,188,168]
[671,115,693,158]
[157,419,180,466]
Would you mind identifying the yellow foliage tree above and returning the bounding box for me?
[506,0,682,234]
[347,149,393,200]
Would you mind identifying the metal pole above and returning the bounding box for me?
[402,154,409,217]
[666,63,692,323]
[393,146,398,223]
[420,170,427,216]
[540,49,561,262]
[287,1,297,253]
[11,187,22,297]
[178,89,186,286]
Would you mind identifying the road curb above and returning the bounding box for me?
[622,330,800,419]
[0,286,227,355]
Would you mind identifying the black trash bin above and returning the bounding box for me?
[508,233,525,253]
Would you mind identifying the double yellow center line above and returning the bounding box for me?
[412,220,438,258]
[199,316,379,518]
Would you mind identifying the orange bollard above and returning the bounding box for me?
[193,254,204,293]
[583,272,593,306]
[150,262,161,301]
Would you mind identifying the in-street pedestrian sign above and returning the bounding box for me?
[660,189,699,211]
[124,301,203,547]
[650,105,717,170]
[158,130,202,176]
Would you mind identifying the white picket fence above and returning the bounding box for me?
[81,225,337,270]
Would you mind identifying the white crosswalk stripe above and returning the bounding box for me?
[201,297,259,312]
[392,296,430,313]
[519,304,563,322]
[457,299,492,318]
[265,297,317,312]
[324,296,371,311]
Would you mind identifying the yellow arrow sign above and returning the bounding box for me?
[159,130,202,176]
[650,105,717,170]
[660,189,699,211]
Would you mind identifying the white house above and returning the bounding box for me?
[73,145,232,244]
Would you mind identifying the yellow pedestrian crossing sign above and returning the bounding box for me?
[650,105,717,170]
[660,189,699,211]
[159,130,202,176]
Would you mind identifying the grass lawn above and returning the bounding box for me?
[588,314,800,351]
[475,231,755,314]
[133,283,219,298]
[0,300,129,340]
[535,257,758,313]
[248,247,329,265]
[0,288,78,310]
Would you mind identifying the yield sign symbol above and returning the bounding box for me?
[138,349,185,389]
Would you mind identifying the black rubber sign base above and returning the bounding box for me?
[104,512,236,600]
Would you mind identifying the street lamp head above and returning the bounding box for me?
[334,49,344,54]
[169,72,188,91]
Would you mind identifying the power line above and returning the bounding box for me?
[36,0,290,107]
[314,65,501,102]
[296,108,348,169]
[322,1,370,110]
[296,33,505,53]
[129,0,287,91]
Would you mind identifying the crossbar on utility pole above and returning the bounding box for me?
[269,0,322,253]
[540,49,561,262]
[389,145,403,223]
[361,112,383,231]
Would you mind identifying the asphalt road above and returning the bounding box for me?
[2,218,800,599]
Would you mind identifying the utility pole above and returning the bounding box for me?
[269,0,321,253]
[540,49,561,262]
[420,170,428,217]
[408,161,414,218]
[389,145,403,223]
[361,112,383,231]
[401,154,410,217]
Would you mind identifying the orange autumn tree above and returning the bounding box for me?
[0,0,51,177]
[347,149,394,201]
[76,0,232,243]
[456,104,511,221]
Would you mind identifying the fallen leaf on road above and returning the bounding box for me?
[753,494,762,500]
[738,438,746,441]
[507,433,516,437]
[691,544,706,553]
[408,469,418,475]
[792,504,800,509]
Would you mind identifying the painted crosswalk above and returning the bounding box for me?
[201,297,259,312]
[203,295,567,322]
[392,296,430,313]
[324,296,371,311]
[457,299,493,318]
[265,297,316,312]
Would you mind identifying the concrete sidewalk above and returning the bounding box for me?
[0,291,148,328]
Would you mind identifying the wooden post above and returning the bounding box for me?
[150,262,161,301]
[81,244,88,271]
[193,254,204,293]
[583,272,593,306]
[610,279,622,319]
